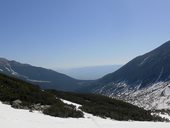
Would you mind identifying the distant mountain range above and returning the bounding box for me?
[57,65,122,80]
[0,58,89,92]
[82,41,170,110]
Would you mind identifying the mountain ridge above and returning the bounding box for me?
[0,57,86,92]
[99,40,170,88]
[83,41,170,110]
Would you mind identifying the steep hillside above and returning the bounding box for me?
[100,41,170,88]
[0,73,83,118]
[0,58,85,92]
[83,41,170,110]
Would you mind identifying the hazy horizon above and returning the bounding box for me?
[1,0,170,69]
[57,64,122,80]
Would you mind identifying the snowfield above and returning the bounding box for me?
[0,102,170,128]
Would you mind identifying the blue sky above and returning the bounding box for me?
[1,0,170,69]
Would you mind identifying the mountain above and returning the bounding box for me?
[57,65,122,80]
[0,73,162,121]
[0,58,86,92]
[84,41,170,110]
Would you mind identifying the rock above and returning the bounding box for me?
[12,99,22,109]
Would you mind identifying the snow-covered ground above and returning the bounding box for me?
[158,113,170,120]
[0,102,170,128]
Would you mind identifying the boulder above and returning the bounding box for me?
[12,99,22,109]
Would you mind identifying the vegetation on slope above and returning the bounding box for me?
[0,73,83,118]
[47,90,167,121]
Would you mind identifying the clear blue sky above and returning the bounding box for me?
[1,0,170,69]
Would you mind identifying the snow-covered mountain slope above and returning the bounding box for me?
[1,102,170,128]
[93,81,170,110]
[0,58,18,75]
[123,82,170,110]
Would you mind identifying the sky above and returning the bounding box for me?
[1,0,170,69]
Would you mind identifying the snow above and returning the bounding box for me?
[27,79,51,83]
[124,82,170,110]
[1,102,170,128]
[155,67,164,82]
[158,113,170,120]
[99,81,170,110]
[95,80,170,110]
[5,66,11,72]
[3,64,18,75]
[139,56,150,66]
[61,99,81,109]
[164,85,170,96]
[10,68,18,75]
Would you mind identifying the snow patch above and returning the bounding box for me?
[2,64,18,75]
[163,85,170,96]
[139,56,150,66]
[5,66,10,72]
[158,113,170,120]
[27,79,51,83]
[155,67,164,82]
[61,99,81,109]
